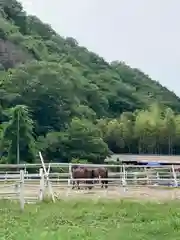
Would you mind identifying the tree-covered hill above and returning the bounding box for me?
[0,0,180,164]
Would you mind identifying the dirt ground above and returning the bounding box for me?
[0,181,180,202]
[53,186,180,201]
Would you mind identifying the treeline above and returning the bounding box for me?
[0,103,180,164]
[98,104,180,155]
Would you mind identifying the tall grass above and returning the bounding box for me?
[0,199,180,239]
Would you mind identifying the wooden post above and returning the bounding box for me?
[119,163,122,187]
[66,163,72,197]
[69,163,72,182]
[134,172,137,185]
[19,170,25,211]
[156,172,160,185]
[144,167,149,184]
[172,165,178,187]
[26,171,29,179]
[122,164,127,192]
[14,182,19,198]
[47,163,55,202]
[47,180,55,202]
[5,172,7,182]
[39,168,44,201]
[39,152,55,202]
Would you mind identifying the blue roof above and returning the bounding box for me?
[147,162,161,166]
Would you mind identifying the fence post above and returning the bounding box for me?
[156,172,160,185]
[69,163,72,181]
[19,170,25,211]
[119,164,122,186]
[39,168,44,201]
[66,163,72,196]
[134,172,137,185]
[39,152,55,202]
[26,171,29,179]
[122,164,127,192]
[14,182,19,197]
[172,165,178,187]
[5,172,7,182]
[144,167,150,184]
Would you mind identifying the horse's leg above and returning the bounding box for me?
[85,180,88,189]
[77,180,80,190]
[105,180,108,188]
[85,180,88,190]
[105,172,108,188]
[72,180,75,189]
[100,176,104,188]
[87,180,93,190]
[85,180,89,190]
[101,178,108,188]
[86,180,89,190]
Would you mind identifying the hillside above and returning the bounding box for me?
[1,1,180,112]
[0,0,180,164]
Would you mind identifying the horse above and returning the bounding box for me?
[71,166,94,190]
[92,167,108,188]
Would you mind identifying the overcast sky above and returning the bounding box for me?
[20,0,180,96]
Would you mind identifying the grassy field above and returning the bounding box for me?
[0,199,180,239]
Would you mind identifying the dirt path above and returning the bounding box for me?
[50,185,180,201]
[0,182,180,202]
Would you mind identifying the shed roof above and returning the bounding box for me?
[104,154,180,164]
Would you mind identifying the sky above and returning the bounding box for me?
[19,0,180,96]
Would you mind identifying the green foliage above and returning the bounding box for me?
[37,131,69,162]
[71,158,90,164]
[1,200,180,239]
[26,15,56,39]
[0,17,18,38]
[0,0,180,163]
[1,105,36,163]
[37,118,110,163]
[102,104,180,154]
[8,31,24,44]
[67,118,110,163]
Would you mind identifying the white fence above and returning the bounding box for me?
[0,169,44,210]
[0,163,180,210]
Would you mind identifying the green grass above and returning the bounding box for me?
[0,199,180,239]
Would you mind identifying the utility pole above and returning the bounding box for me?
[17,110,20,165]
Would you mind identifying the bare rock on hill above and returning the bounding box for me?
[0,39,32,69]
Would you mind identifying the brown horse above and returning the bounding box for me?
[92,167,108,188]
[71,166,94,190]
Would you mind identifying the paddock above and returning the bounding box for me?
[0,181,180,203]
[0,158,180,209]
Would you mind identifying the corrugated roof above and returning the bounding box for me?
[105,154,180,164]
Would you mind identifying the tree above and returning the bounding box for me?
[104,119,125,153]
[1,105,36,163]
[67,118,110,163]
[163,108,176,154]
[37,131,69,162]
[134,109,154,153]
[119,113,134,153]
[174,115,180,154]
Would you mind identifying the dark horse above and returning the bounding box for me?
[92,167,108,188]
[71,166,94,190]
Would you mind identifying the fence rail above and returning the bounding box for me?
[0,162,179,210]
[0,163,179,168]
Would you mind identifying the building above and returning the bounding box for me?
[104,154,180,165]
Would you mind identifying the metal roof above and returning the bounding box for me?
[146,162,161,166]
[104,154,180,164]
